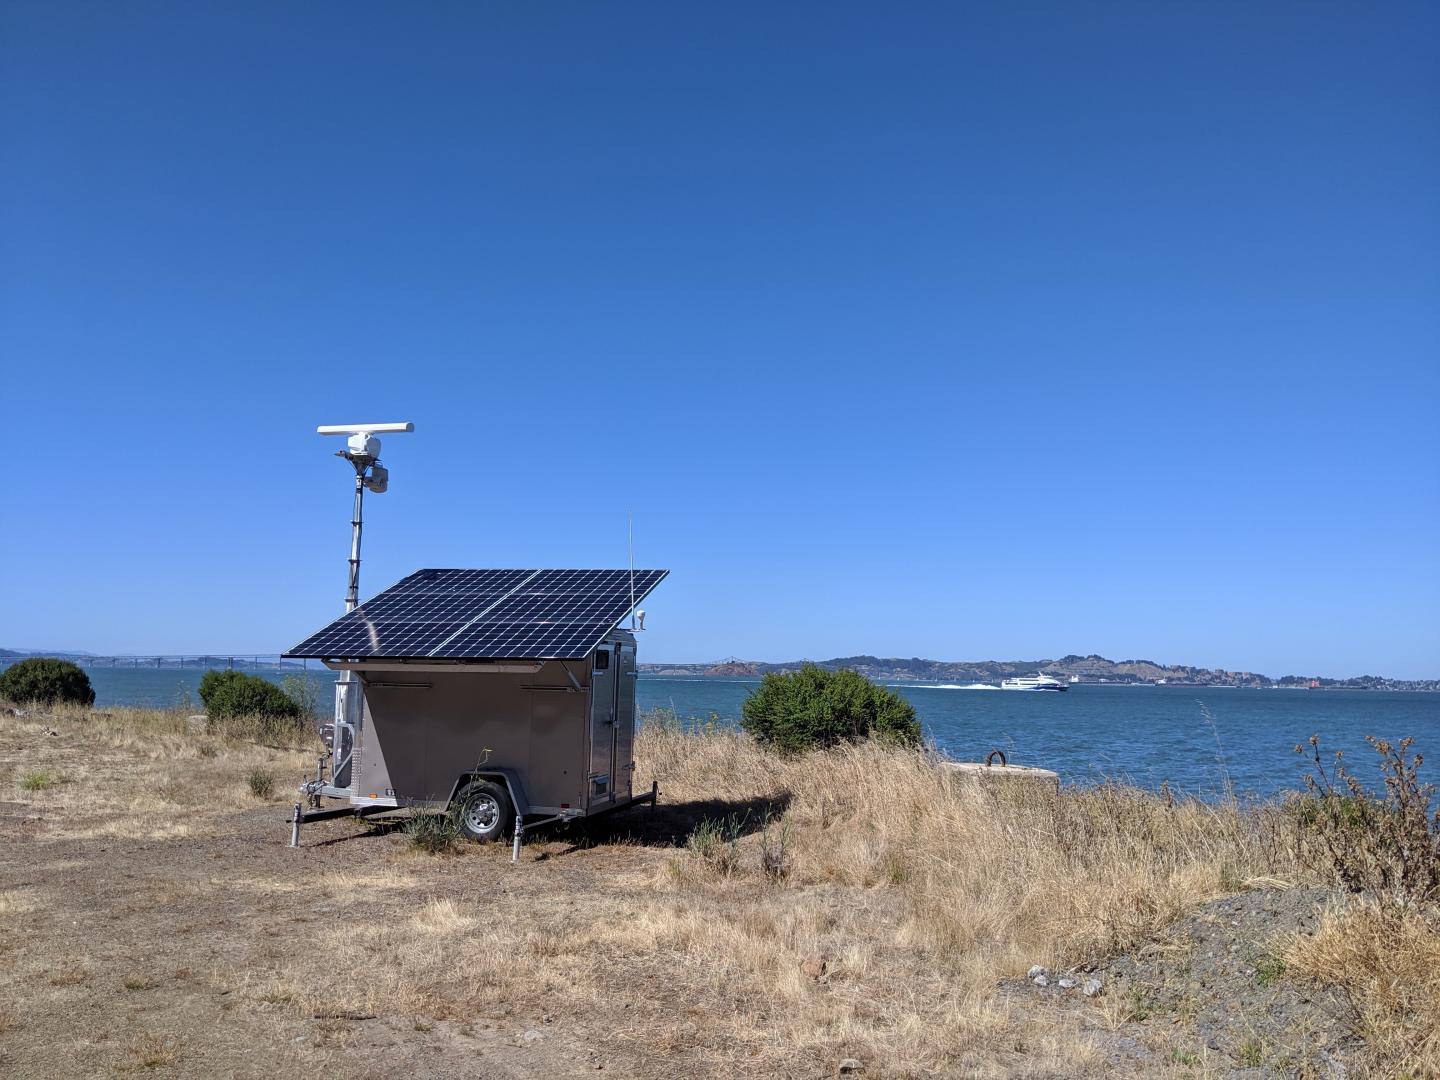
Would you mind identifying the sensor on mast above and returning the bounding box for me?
[318,423,413,496]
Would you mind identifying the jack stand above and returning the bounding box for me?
[289,803,302,848]
[511,820,525,863]
[309,755,327,809]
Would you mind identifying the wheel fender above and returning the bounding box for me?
[447,768,530,817]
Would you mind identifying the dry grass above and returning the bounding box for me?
[0,889,36,917]
[1285,900,1440,1076]
[236,900,611,1025]
[122,1031,181,1071]
[0,701,320,841]
[0,701,1374,1078]
[48,964,93,987]
[642,725,1304,962]
[608,724,1311,1074]
[410,897,477,934]
[142,720,1234,1073]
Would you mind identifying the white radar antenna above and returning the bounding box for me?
[314,421,413,798]
[317,422,414,610]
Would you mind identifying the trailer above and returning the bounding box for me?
[282,568,668,852]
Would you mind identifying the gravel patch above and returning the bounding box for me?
[1007,887,1361,1077]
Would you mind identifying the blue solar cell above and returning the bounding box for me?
[284,568,667,660]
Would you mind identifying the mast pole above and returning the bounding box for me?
[346,467,366,611]
[334,460,368,791]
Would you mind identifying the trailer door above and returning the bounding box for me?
[588,646,617,806]
[613,643,637,801]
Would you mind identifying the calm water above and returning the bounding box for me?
[62,665,1440,799]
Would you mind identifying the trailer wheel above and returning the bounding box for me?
[453,780,513,843]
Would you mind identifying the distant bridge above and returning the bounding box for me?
[48,654,318,672]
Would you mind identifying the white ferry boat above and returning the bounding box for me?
[999,673,1068,692]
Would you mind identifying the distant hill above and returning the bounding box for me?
[639,653,1437,691]
[5,645,1432,691]
[1,647,94,659]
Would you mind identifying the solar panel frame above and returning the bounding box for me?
[284,568,668,661]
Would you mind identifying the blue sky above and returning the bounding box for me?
[2,2,1436,677]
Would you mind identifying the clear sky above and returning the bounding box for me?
[2,2,1436,678]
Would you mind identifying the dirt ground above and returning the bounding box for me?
[2,800,650,1079]
[0,709,866,1079]
[0,706,1368,1079]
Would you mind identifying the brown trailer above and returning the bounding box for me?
[282,568,667,852]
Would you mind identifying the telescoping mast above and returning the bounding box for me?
[309,422,413,800]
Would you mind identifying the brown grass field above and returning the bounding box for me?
[1,704,1436,1078]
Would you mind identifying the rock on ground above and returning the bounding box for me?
[1005,887,1360,1078]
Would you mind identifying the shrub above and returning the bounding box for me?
[198,669,301,720]
[198,669,244,711]
[247,769,275,799]
[1296,734,1440,907]
[279,673,321,719]
[687,814,744,876]
[759,812,792,882]
[405,812,461,855]
[740,664,921,752]
[21,771,58,791]
[0,657,95,706]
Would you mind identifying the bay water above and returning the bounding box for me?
[64,665,1440,798]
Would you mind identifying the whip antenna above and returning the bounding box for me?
[628,511,636,630]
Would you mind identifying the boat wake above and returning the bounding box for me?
[892,682,999,691]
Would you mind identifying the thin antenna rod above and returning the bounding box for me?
[628,511,636,630]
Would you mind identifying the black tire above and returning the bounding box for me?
[452,780,514,843]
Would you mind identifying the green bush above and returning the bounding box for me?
[198,669,243,711]
[740,664,921,753]
[247,769,275,799]
[405,812,461,855]
[198,669,300,720]
[0,657,95,706]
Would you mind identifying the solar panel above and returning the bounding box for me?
[284,568,668,661]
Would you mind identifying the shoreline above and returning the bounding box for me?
[15,675,1440,801]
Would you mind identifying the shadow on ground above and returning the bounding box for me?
[312,793,792,856]
[558,793,793,850]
